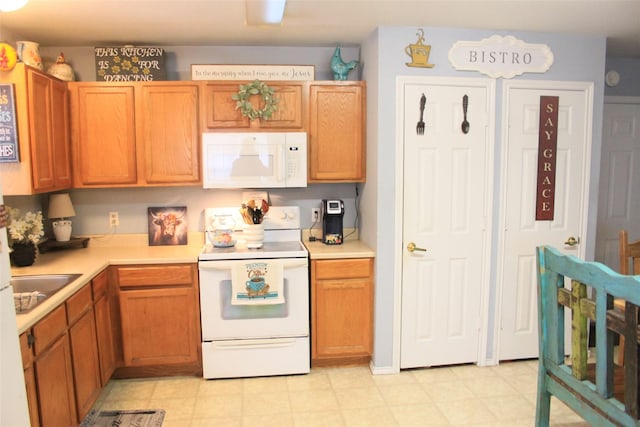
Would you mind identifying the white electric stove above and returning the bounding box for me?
[198,206,310,379]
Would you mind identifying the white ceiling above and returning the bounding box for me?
[1,0,639,57]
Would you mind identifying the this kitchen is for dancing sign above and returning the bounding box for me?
[535,95,559,220]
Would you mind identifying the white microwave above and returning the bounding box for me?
[202,132,307,189]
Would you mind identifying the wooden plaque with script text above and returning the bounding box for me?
[535,96,559,220]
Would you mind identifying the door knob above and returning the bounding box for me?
[564,236,580,246]
[407,242,427,252]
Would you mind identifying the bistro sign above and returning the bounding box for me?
[448,35,554,78]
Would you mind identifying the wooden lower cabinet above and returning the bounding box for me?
[93,269,118,384]
[20,269,117,426]
[68,310,101,421]
[311,258,374,366]
[17,263,202,425]
[20,332,39,427]
[115,264,201,376]
[23,364,38,426]
[34,331,77,427]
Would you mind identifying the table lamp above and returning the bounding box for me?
[48,193,76,242]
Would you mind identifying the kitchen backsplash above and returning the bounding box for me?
[5,184,360,238]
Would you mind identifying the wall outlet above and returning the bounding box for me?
[311,208,320,223]
[109,211,119,227]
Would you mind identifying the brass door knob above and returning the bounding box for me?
[407,242,427,252]
[564,236,580,246]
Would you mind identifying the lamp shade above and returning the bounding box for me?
[48,193,76,219]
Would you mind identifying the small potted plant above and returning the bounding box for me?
[6,207,44,266]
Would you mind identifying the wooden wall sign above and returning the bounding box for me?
[0,84,19,163]
[448,35,554,78]
[535,96,559,220]
[94,46,166,81]
[191,64,315,81]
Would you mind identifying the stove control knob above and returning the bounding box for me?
[286,211,296,219]
[280,212,287,219]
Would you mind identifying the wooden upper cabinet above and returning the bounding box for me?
[0,64,72,195]
[138,83,200,184]
[201,82,248,128]
[260,83,304,129]
[69,83,137,187]
[50,78,72,189]
[69,81,200,187]
[201,81,304,130]
[27,71,55,191]
[308,81,366,183]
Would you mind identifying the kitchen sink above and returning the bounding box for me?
[11,273,82,314]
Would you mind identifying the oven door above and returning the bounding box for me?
[199,257,309,340]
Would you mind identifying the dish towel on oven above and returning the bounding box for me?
[231,259,284,305]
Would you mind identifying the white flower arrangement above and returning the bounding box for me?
[6,207,44,247]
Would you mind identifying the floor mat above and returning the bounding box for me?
[80,409,165,427]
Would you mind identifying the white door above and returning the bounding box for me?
[400,77,494,369]
[596,99,640,270]
[498,81,593,360]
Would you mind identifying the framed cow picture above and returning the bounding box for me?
[148,206,188,246]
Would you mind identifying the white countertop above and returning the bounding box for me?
[11,231,374,333]
[11,234,203,334]
[302,229,375,259]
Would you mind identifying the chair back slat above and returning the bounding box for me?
[536,245,640,427]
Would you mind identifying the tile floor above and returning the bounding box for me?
[89,360,590,427]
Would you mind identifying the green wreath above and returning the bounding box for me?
[231,80,279,120]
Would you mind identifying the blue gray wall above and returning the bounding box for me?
[604,57,640,97]
[359,26,607,370]
[6,25,628,372]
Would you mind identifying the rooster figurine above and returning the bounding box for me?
[46,52,75,82]
[330,46,359,81]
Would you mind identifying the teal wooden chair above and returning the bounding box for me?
[536,245,640,426]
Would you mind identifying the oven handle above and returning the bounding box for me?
[198,258,308,271]
[212,338,299,349]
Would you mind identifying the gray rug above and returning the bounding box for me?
[80,409,165,427]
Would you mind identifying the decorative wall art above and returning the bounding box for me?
[231,80,279,120]
[148,206,188,246]
[0,84,19,163]
[448,35,554,78]
[94,46,166,82]
[416,93,426,135]
[191,64,314,81]
[535,96,559,221]
[330,46,359,80]
[0,42,18,71]
[405,29,435,68]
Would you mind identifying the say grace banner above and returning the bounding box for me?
[535,95,559,220]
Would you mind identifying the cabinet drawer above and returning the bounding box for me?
[92,270,108,299]
[116,265,194,288]
[66,284,92,324]
[313,258,372,280]
[32,304,67,355]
